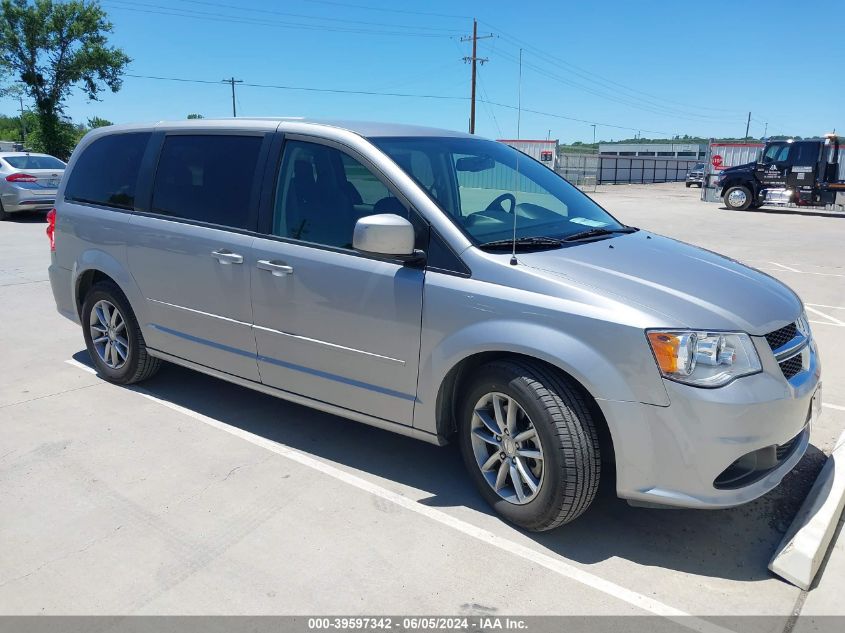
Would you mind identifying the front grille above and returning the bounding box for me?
[766,323,797,351]
[779,355,803,380]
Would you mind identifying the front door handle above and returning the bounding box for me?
[211,249,244,265]
[257,259,294,276]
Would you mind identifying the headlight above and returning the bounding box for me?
[646,330,762,388]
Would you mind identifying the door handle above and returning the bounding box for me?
[257,259,294,276]
[211,249,244,265]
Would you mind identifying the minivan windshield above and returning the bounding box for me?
[372,137,625,246]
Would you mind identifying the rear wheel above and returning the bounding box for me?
[458,360,601,531]
[81,281,161,384]
[0,202,10,221]
[685,182,692,188]
[724,185,753,210]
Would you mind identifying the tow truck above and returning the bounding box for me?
[718,134,844,211]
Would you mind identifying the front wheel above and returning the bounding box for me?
[724,185,753,210]
[458,360,601,531]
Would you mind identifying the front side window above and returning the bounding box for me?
[374,137,624,245]
[151,134,262,229]
[273,140,406,249]
[64,133,150,209]
[761,143,791,165]
[4,155,66,170]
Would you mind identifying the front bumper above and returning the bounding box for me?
[598,337,821,508]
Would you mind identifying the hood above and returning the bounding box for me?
[719,161,755,174]
[517,232,801,335]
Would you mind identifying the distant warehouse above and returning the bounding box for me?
[599,142,707,160]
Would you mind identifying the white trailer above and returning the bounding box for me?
[497,139,558,170]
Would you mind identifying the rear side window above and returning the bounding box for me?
[151,135,263,229]
[4,155,66,170]
[64,133,150,209]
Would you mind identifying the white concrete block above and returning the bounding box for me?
[769,430,845,590]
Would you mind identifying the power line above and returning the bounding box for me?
[123,72,676,135]
[492,46,740,124]
[483,20,747,118]
[169,0,463,33]
[302,0,471,20]
[102,1,452,37]
[124,73,469,100]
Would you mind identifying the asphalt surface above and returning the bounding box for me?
[1,184,843,629]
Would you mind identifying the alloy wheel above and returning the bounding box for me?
[469,392,545,505]
[89,299,129,369]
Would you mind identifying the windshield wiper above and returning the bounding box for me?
[562,226,638,242]
[478,236,563,251]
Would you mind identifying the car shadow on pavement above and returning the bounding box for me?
[71,350,828,584]
[2,210,49,223]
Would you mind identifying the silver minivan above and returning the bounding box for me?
[48,119,822,531]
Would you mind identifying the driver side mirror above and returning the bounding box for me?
[353,214,421,260]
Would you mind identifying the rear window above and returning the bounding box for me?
[64,133,151,210]
[3,155,65,170]
[150,134,263,230]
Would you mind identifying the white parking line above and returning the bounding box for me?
[765,262,845,278]
[807,303,845,311]
[64,359,733,633]
[805,306,845,327]
[768,261,801,273]
[824,403,845,412]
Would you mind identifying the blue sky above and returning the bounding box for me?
[2,0,843,142]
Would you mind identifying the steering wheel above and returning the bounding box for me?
[486,192,516,214]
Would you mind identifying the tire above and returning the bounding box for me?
[458,359,601,531]
[685,182,691,188]
[724,185,753,210]
[81,281,161,384]
[0,202,10,221]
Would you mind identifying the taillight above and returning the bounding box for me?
[46,208,56,252]
[6,172,38,183]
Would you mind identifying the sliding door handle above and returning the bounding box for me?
[257,259,294,276]
[211,249,244,265]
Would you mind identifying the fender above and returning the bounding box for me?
[72,248,149,330]
[413,318,670,438]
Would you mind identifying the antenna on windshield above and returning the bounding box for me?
[510,48,523,266]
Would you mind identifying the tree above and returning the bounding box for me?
[0,0,129,159]
[187,113,204,119]
[86,116,112,128]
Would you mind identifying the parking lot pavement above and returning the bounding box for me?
[1,188,843,626]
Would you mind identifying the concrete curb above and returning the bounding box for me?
[769,430,845,590]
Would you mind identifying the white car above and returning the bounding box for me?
[0,152,65,220]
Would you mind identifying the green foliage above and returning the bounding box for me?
[186,113,204,119]
[86,116,112,128]
[0,0,129,159]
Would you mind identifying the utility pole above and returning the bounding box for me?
[222,77,243,117]
[18,95,26,144]
[591,124,596,145]
[763,122,768,137]
[745,111,751,140]
[461,19,493,134]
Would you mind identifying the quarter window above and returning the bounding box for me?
[64,133,150,210]
[273,141,405,249]
[151,135,263,229]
